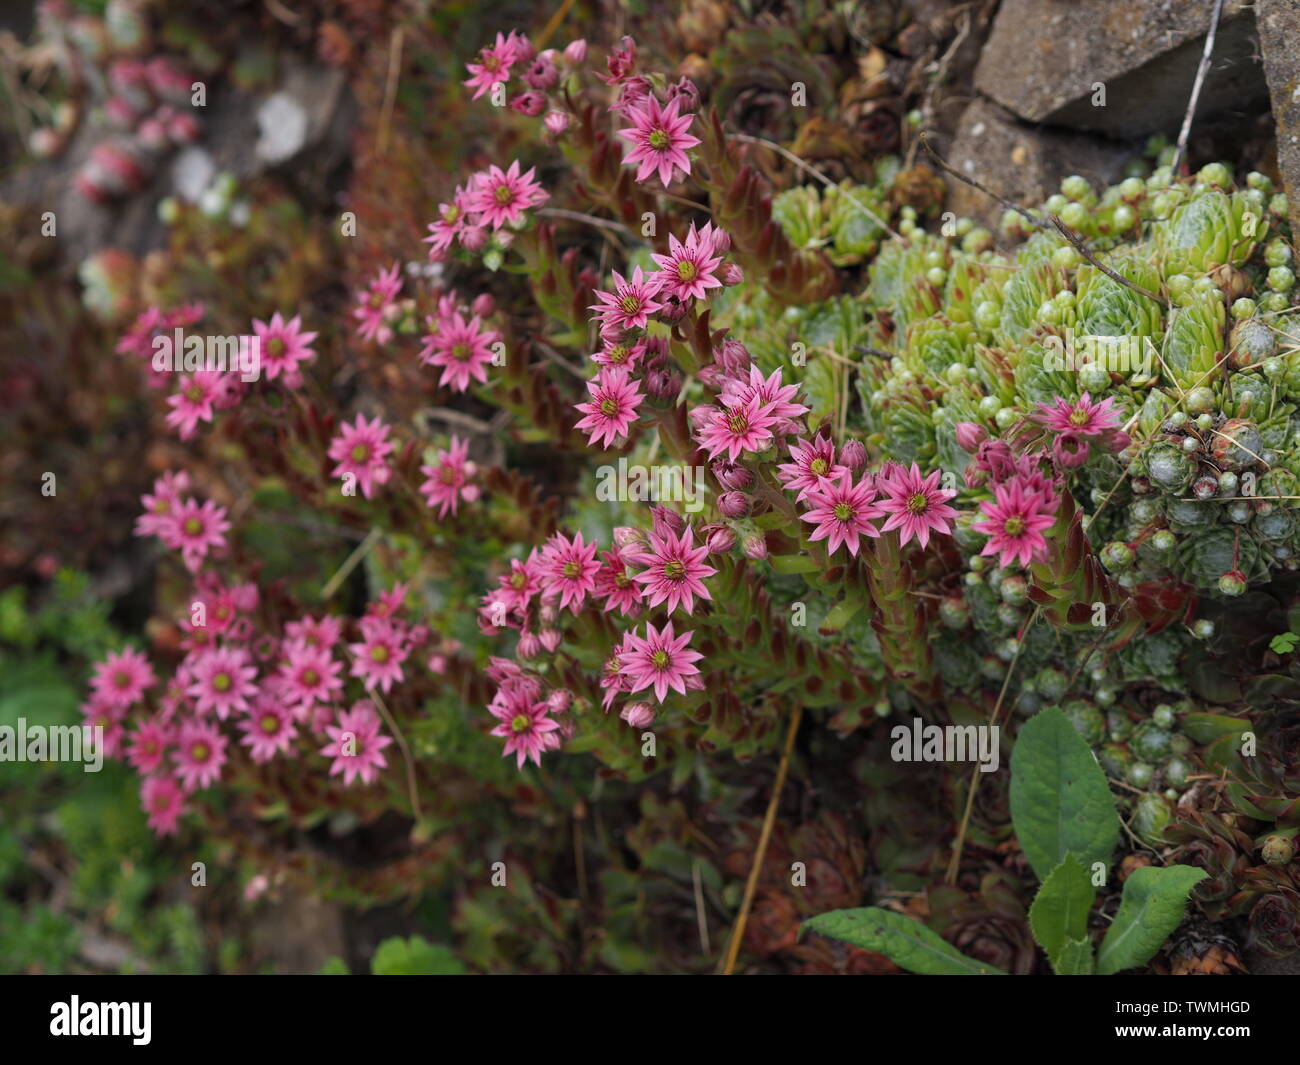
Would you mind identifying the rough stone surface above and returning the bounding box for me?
[1256,0,1300,237]
[942,98,1136,228]
[974,0,1268,137]
[1,61,353,265]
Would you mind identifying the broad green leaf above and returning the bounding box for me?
[768,554,820,574]
[802,907,1005,975]
[1180,712,1251,745]
[820,598,862,631]
[1054,937,1094,975]
[371,935,467,975]
[1028,854,1095,962]
[753,510,795,530]
[1271,631,1300,655]
[1096,866,1208,975]
[1010,707,1119,882]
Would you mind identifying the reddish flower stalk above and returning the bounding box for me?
[861,530,941,704]
[695,108,839,306]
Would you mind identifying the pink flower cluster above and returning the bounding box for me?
[353,262,404,344]
[134,471,230,572]
[418,291,502,393]
[252,312,318,386]
[424,160,549,262]
[118,304,318,441]
[1031,392,1128,469]
[83,574,424,836]
[328,414,394,500]
[956,421,1065,569]
[477,504,729,767]
[116,303,204,389]
[575,223,740,451]
[419,434,481,518]
[689,341,807,464]
[770,432,959,558]
[616,90,700,189]
[462,31,587,137]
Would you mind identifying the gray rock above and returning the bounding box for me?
[1,60,353,266]
[172,147,216,204]
[256,92,310,165]
[1256,0,1300,235]
[942,99,1136,228]
[973,0,1268,137]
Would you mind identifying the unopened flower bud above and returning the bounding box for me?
[645,369,681,401]
[717,491,750,519]
[666,76,700,112]
[703,524,735,553]
[689,404,714,431]
[471,293,496,317]
[546,689,572,713]
[719,262,744,286]
[713,461,752,491]
[715,338,751,374]
[1106,430,1131,454]
[539,628,562,652]
[460,225,488,251]
[741,533,768,561]
[620,702,655,728]
[543,111,569,136]
[658,296,687,324]
[517,631,541,658]
[651,504,685,537]
[613,525,648,549]
[523,57,559,90]
[840,439,867,475]
[955,421,987,454]
[563,39,587,63]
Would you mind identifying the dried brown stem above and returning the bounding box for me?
[721,704,802,974]
[918,132,1168,308]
